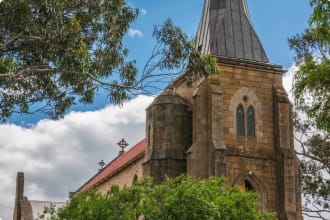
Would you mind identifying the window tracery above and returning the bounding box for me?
[236,104,256,137]
[229,87,261,140]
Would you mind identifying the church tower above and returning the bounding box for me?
[144,0,302,219]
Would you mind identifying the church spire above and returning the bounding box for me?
[196,0,269,63]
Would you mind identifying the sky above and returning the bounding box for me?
[0,1,313,220]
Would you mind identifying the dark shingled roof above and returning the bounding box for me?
[196,0,269,63]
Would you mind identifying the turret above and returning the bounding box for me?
[143,88,192,184]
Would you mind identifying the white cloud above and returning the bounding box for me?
[128,28,143,38]
[0,95,153,220]
[140,8,147,15]
[283,63,298,102]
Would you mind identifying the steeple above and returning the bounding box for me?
[196,0,269,63]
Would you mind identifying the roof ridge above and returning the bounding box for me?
[74,138,146,194]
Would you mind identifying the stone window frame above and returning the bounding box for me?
[232,171,267,209]
[229,87,262,141]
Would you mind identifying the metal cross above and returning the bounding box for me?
[117,138,129,153]
[243,95,249,103]
[98,160,105,169]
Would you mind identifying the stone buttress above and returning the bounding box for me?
[143,0,303,219]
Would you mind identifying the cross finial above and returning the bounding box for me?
[98,160,105,171]
[117,138,129,154]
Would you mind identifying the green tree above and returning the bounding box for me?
[289,0,330,219]
[38,176,275,220]
[0,0,217,120]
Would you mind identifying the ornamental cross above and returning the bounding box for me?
[117,138,129,153]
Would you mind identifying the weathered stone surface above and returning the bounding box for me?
[97,156,144,193]
[75,1,303,219]
[143,88,192,184]
[178,58,301,219]
[98,58,302,219]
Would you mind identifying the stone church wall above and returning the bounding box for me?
[219,62,284,214]
[97,156,144,194]
[220,63,283,149]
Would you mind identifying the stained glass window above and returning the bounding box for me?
[247,106,255,137]
[237,104,245,136]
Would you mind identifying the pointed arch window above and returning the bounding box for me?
[132,174,138,185]
[244,180,255,192]
[237,104,245,136]
[247,106,255,137]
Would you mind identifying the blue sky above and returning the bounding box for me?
[157,1,310,64]
[8,0,312,125]
[125,0,312,68]
[0,1,315,220]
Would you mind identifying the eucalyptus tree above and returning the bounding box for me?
[289,0,330,218]
[0,0,217,120]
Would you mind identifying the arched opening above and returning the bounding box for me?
[233,172,267,209]
[247,105,255,137]
[132,174,138,185]
[237,104,245,136]
[244,179,254,192]
[229,87,262,141]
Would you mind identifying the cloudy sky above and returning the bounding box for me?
[0,95,154,219]
[0,0,311,219]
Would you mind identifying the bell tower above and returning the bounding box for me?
[188,0,303,219]
[143,1,303,219]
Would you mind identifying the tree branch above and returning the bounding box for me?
[0,66,140,90]
[0,33,22,51]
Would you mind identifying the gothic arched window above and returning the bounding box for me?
[247,106,255,137]
[132,174,138,184]
[244,180,255,192]
[237,104,245,136]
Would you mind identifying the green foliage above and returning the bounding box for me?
[0,57,14,73]
[140,19,219,92]
[289,0,330,134]
[295,116,330,214]
[0,0,138,119]
[0,1,219,121]
[39,176,275,220]
[186,53,220,87]
[37,203,58,220]
[310,0,330,44]
[289,0,330,218]
[293,55,330,133]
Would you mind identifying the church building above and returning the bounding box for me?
[75,1,303,219]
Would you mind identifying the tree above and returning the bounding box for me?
[289,0,330,219]
[293,117,330,219]
[0,0,217,120]
[38,176,275,220]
